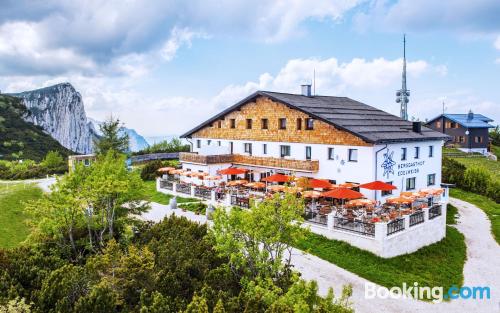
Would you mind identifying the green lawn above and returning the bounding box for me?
[446,204,458,225]
[491,145,500,159]
[143,180,197,205]
[450,188,500,244]
[296,226,465,301]
[0,183,43,249]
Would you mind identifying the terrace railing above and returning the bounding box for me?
[387,218,405,236]
[176,182,191,195]
[194,186,212,200]
[429,205,442,220]
[333,217,375,237]
[409,211,424,227]
[159,179,174,191]
[304,211,327,226]
[230,195,250,209]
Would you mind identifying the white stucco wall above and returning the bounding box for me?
[374,140,443,201]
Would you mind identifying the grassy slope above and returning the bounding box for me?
[143,180,197,204]
[444,147,499,183]
[492,145,500,159]
[0,95,72,161]
[0,183,43,248]
[450,188,500,244]
[295,207,466,299]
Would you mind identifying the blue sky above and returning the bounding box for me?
[0,0,499,137]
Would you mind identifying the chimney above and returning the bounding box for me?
[301,84,312,97]
[467,109,474,121]
[412,121,422,133]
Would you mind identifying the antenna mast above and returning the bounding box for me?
[396,34,410,120]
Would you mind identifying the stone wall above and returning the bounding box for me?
[192,96,371,146]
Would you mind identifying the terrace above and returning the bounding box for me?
[179,152,319,172]
[156,169,448,258]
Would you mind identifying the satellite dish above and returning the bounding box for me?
[396,91,401,97]
[406,91,410,96]
[396,98,401,103]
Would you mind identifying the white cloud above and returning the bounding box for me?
[0,21,96,75]
[160,27,205,61]
[211,57,433,109]
[495,35,500,50]
[354,0,500,34]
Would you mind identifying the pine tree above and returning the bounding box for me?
[93,117,129,155]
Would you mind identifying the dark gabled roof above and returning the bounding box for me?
[181,91,450,144]
[427,113,494,129]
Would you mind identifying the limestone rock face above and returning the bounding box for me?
[11,83,96,154]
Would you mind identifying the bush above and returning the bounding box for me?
[178,202,207,214]
[140,160,179,181]
[462,166,491,193]
[486,180,500,203]
[442,157,466,187]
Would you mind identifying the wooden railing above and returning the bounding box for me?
[179,152,319,172]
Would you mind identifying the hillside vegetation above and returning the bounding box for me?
[0,94,72,161]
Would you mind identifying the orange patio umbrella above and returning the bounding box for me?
[322,188,364,199]
[308,179,333,189]
[419,188,444,196]
[170,169,184,175]
[339,182,360,189]
[359,181,397,191]
[204,175,222,181]
[218,167,248,175]
[302,190,322,198]
[267,185,285,192]
[227,179,248,186]
[157,167,176,173]
[262,173,292,183]
[386,196,413,205]
[245,182,266,189]
[347,198,376,206]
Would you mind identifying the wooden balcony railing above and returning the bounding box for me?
[179,152,319,172]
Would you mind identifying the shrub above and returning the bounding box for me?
[442,157,466,186]
[462,166,491,193]
[140,160,179,181]
[140,160,164,181]
[486,180,500,203]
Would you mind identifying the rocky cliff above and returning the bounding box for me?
[11,83,95,154]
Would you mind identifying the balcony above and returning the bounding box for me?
[179,152,319,172]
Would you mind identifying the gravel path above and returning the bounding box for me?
[141,198,500,313]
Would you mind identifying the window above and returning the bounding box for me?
[296,118,302,130]
[207,140,211,145]
[474,136,483,143]
[305,118,314,130]
[84,159,90,166]
[217,141,221,146]
[280,145,291,158]
[328,148,335,160]
[196,140,201,148]
[406,177,416,190]
[401,148,407,161]
[305,146,311,160]
[414,147,420,159]
[427,174,436,186]
[244,143,252,155]
[459,136,466,143]
[381,182,393,196]
[261,118,268,129]
[428,145,434,157]
[229,142,233,154]
[263,144,267,155]
[230,119,236,129]
[279,118,287,130]
[246,119,252,129]
[445,121,451,128]
[436,121,441,128]
[450,122,458,128]
[348,149,358,162]
[217,120,222,128]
